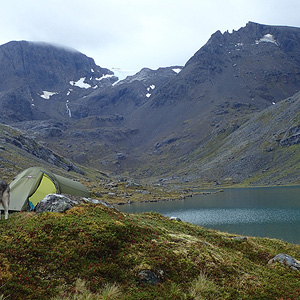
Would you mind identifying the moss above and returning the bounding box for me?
[1,204,300,299]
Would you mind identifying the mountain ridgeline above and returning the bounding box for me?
[1,21,300,187]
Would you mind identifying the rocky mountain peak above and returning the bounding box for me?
[0,40,118,123]
[154,21,300,110]
[0,40,116,90]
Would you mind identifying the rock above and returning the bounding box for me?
[83,198,112,207]
[135,189,150,195]
[116,153,126,160]
[268,253,300,271]
[125,180,141,188]
[107,192,116,197]
[105,182,118,189]
[169,216,182,221]
[230,236,248,241]
[35,194,78,213]
[137,270,162,285]
[93,192,102,198]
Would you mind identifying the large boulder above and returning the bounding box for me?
[35,194,78,213]
[268,253,300,271]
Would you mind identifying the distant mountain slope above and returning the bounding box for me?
[159,91,300,186]
[115,22,300,184]
[68,66,183,119]
[0,123,85,183]
[128,22,300,144]
[0,41,116,123]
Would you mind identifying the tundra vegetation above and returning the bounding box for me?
[0,203,299,300]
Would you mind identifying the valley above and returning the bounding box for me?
[1,22,300,191]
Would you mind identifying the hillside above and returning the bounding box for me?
[122,22,300,185]
[135,90,300,187]
[0,123,85,181]
[0,203,300,300]
[0,123,182,204]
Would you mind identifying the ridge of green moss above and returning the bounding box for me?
[0,204,300,299]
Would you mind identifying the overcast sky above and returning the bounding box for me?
[1,0,300,74]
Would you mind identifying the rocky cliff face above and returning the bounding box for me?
[0,41,116,123]
[141,21,300,125]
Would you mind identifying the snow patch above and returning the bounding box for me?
[172,68,182,74]
[95,74,114,81]
[91,69,94,73]
[235,42,243,47]
[67,89,73,96]
[40,91,58,99]
[70,77,91,89]
[255,34,278,45]
[147,84,155,91]
[146,84,155,98]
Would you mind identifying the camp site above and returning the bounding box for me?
[8,167,90,211]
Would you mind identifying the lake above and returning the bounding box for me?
[118,186,300,244]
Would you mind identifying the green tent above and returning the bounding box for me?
[9,167,90,211]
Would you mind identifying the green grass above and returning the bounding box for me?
[0,204,300,300]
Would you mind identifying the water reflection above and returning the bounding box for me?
[175,208,300,225]
[118,186,300,244]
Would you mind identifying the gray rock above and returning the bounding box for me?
[107,192,117,197]
[230,236,248,241]
[35,194,78,213]
[137,270,162,285]
[169,216,182,221]
[116,153,126,160]
[83,198,111,207]
[268,253,300,271]
[135,189,150,194]
[125,180,141,188]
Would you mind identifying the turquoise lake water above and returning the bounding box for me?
[118,186,300,244]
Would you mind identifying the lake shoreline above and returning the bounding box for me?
[117,185,300,244]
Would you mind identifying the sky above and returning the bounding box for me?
[1,0,300,75]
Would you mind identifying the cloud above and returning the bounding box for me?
[1,0,300,72]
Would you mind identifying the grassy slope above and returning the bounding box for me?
[0,204,300,300]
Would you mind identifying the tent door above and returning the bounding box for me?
[28,173,57,209]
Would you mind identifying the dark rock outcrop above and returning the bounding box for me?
[137,270,163,285]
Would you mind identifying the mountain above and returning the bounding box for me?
[2,22,300,187]
[128,22,300,147]
[0,40,117,123]
[118,21,300,183]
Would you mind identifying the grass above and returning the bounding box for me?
[0,203,300,299]
[52,279,121,300]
